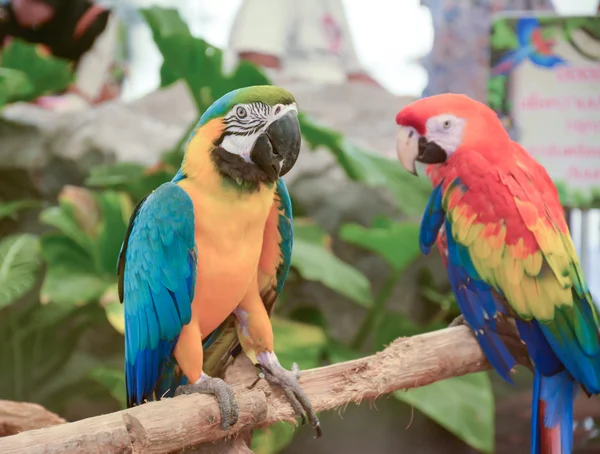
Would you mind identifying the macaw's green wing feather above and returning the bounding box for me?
[439,147,600,394]
[118,182,197,407]
[202,178,293,376]
[261,177,294,311]
[273,178,294,295]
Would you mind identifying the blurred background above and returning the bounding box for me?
[1,0,599,453]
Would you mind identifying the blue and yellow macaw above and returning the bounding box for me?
[117,85,321,435]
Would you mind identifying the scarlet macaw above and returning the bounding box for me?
[395,93,599,453]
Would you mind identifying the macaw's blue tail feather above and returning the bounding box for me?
[125,339,178,407]
[531,369,577,454]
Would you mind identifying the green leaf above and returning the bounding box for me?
[40,234,96,275]
[292,237,372,308]
[0,199,40,221]
[1,39,73,102]
[41,269,110,306]
[0,67,34,106]
[293,220,331,246]
[375,310,445,350]
[291,219,372,307]
[85,162,174,204]
[326,340,361,364]
[299,114,431,216]
[33,351,104,405]
[89,367,126,408]
[340,220,421,272]
[272,316,327,371]
[0,233,41,309]
[394,372,494,453]
[94,191,131,275]
[39,206,96,257]
[104,301,124,335]
[251,422,297,454]
[288,305,328,331]
[140,7,269,114]
[100,284,124,335]
[0,302,104,407]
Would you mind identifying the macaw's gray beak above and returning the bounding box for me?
[250,110,301,181]
[395,126,447,176]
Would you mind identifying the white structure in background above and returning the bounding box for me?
[105,0,433,98]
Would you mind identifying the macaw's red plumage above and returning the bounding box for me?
[395,93,600,454]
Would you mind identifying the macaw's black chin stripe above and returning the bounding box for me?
[417,136,448,165]
[211,147,274,190]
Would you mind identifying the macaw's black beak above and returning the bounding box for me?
[416,136,447,166]
[250,110,301,181]
[397,126,448,176]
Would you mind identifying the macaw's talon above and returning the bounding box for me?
[259,362,322,438]
[448,315,533,371]
[174,375,239,430]
[449,314,467,328]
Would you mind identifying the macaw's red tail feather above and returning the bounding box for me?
[531,370,575,454]
[539,401,562,454]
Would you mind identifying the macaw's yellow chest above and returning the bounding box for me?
[178,178,276,337]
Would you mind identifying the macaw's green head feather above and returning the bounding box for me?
[199,85,296,126]
[185,85,301,190]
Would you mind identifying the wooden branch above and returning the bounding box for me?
[0,325,527,454]
[0,401,65,437]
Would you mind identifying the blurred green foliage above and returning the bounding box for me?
[0,7,493,453]
[0,39,74,107]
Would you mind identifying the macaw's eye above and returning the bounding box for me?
[274,105,282,115]
[236,106,247,118]
[443,120,452,130]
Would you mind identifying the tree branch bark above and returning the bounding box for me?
[0,401,65,438]
[0,325,527,454]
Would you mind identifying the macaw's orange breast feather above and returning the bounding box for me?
[176,117,278,338]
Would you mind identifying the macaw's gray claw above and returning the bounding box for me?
[257,358,322,439]
[449,314,467,328]
[175,374,239,430]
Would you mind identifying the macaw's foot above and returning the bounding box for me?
[449,314,468,328]
[256,351,322,438]
[174,374,239,430]
[448,314,532,371]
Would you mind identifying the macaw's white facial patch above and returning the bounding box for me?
[220,134,259,163]
[220,102,298,162]
[424,114,467,157]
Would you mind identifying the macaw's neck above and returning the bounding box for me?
[425,163,447,188]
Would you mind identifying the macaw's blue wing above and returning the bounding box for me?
[419,180,517,383]
[117,182,196,407]
[201,178,294,375]
[273,177,294,295]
